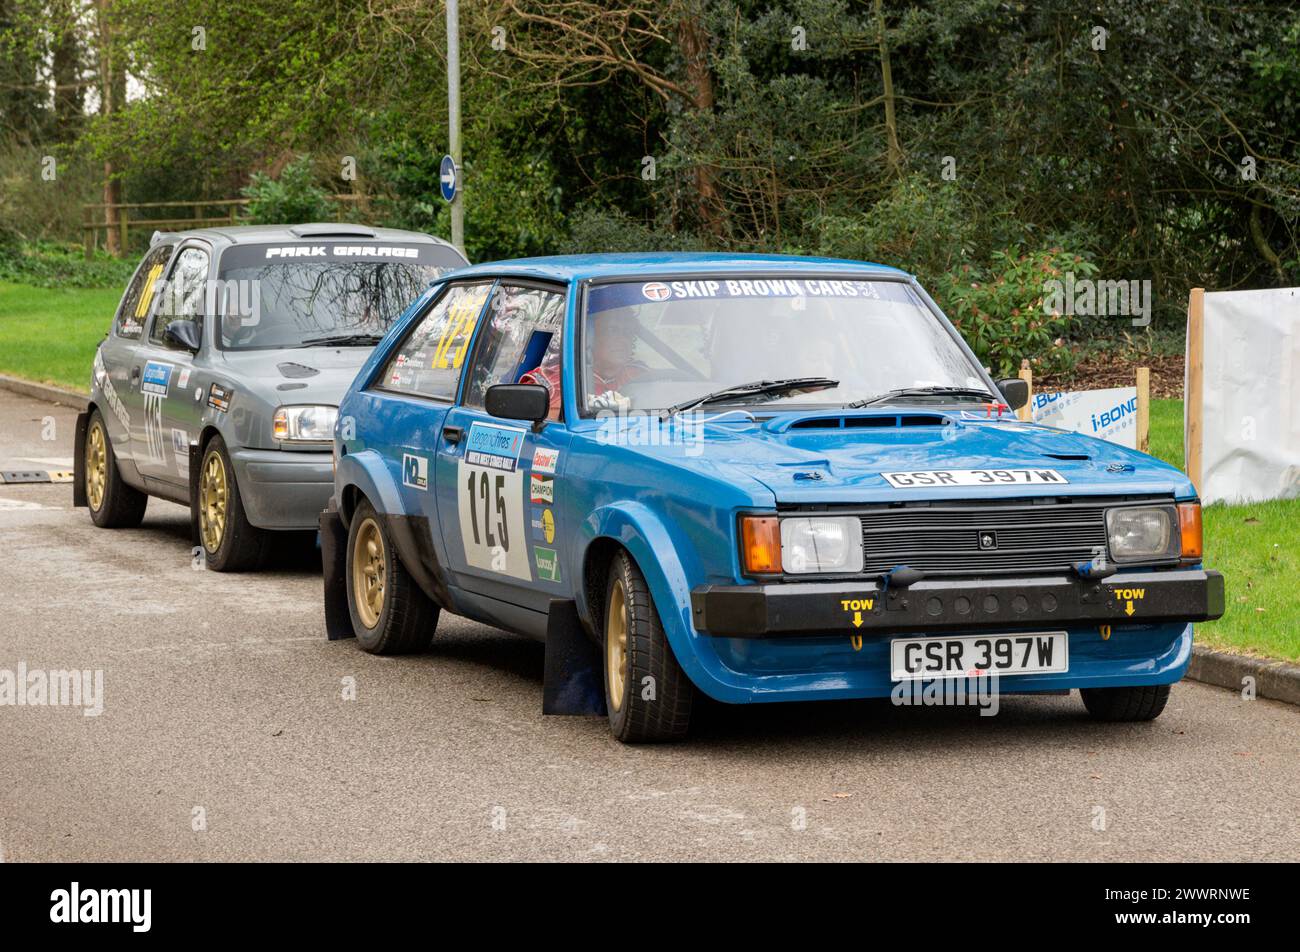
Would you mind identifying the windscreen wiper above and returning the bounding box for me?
[848,386,996,408]
[299,333,387,347]
[663,377,839,418]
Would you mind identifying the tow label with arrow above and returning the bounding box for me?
[840,597,875,627]
[1111,587,1146,617]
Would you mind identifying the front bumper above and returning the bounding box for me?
[229,447,333,530]
[690,569,1225,638]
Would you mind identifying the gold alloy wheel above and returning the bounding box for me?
[85,421,107,511]
[351,517,386,629]
[198,451,228,553]
[606,578,629,713]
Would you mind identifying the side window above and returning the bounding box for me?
[115,244,173,339]
[150,246,210,347]
[380,282,493,400]
[464,285,565,421]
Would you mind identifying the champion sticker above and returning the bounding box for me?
[529,475,554,504]
[403,453,428,490]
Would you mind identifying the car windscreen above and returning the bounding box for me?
[215,242,464,350]
[580,276,989,414]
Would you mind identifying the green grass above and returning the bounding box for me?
[1147,397,1299,661]
[0,281,117,391]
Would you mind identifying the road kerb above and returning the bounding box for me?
[1188,645,1300,706]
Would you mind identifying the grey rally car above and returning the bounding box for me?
[73,223,467,570]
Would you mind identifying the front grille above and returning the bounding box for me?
[859,501,1112,576]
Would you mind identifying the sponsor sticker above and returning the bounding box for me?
[533,546,560,582]
[171,428,190,474]
[207,383,233,412]
[529,474,554,504]
[531,447,559,474]
[880,468,1068,489]
[530,507,556,544]
[641,281,672,301]
[141,361,173,396]
[403,453,429,490]
[465,422,526,472]
[178,367,191,388]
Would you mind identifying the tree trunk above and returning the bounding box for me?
[51,0,83,141]
[677,12,727,241]
[95,0,124,255]
[875,0,903,175]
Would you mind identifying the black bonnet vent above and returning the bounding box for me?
[789,413,951,430]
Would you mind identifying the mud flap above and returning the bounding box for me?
[188,443,202,547]
[320,506,354,640]
[71,410,89,508]
[542,599,607,716]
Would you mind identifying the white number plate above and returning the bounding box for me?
[890,632,1069,681]
[881,468,1068,488]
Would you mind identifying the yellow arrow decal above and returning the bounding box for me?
[852,611,864,628]
[1124,600,1135,616]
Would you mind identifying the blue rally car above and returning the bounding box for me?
[321,253,1225,742]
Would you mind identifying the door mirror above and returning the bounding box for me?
[164,319,201,352]
[485,383,549,423]
[996,377,1029,411]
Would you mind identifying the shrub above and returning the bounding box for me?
[931,248,1097,378]
[240,155,333,225]
[0,240,138,289]
[561,207,712,255]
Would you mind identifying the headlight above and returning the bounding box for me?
[779,516,864,574]
[273,405,338,443]
[1106,505,1179,562]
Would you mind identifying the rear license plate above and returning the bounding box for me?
[890,632,1069,681]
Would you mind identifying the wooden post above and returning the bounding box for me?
[1136,367,1150,453]
[118,205,129,257]
[1186,288,1205,490]
[1017,359,1033,422]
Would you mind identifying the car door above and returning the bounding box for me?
[132,241,212,487]
[434,281,571,612]
[101,242,175,468]
[369,279,497,567]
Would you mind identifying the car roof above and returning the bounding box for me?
[149,222,459,252]
[440,252,913,284]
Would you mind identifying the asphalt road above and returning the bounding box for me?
[0,387,1296,862]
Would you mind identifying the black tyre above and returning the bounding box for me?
[1080,684,1171,722]
[195,435,269,572]
[84,408,148,528]
[346,498,437,653]
[602,550,695,742]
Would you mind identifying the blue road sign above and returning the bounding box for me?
[439,155,458,202]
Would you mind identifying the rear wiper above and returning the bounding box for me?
[299,333,386,347]
[663,377,839,418]
[848,386,996,408]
